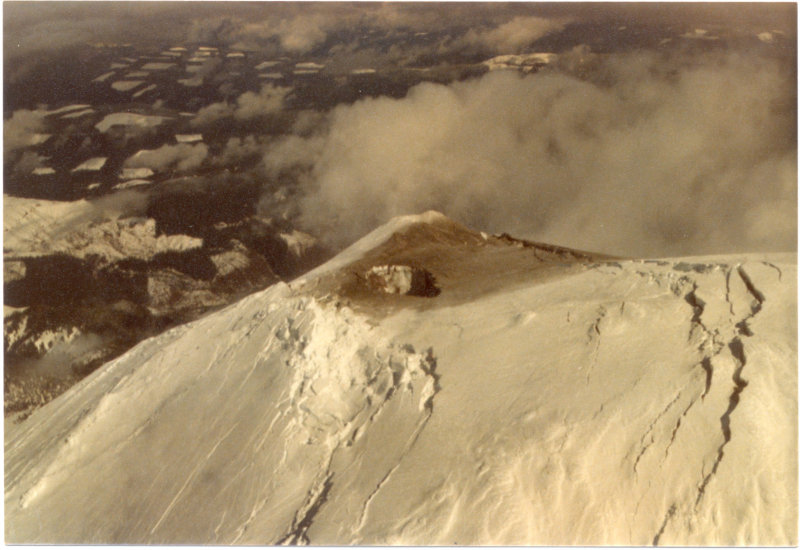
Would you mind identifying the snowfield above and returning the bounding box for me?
[4,212,796,545]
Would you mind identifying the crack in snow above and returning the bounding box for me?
[213,510,228,542]
[277,473,334,545]
[354,411,434,534]
[681,278,728,401]
[149,421,239,536]
[760,261,783,281]
[694,338,749,509]
[352,349,440,535]
[699,358,713,400]
[585,305,607,383]
[268,298,442,543]
[683,282,713,339]
[734,265,765,336]
[633,391,683,474]
[693,265,763,509]
[652,503,677,546]
[724,269,736,317]
[662,397,698,462]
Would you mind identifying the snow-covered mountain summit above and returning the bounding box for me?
[5,212,797,545]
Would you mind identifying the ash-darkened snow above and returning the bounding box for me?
[3,2,797,545]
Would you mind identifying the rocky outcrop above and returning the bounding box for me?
[365,265,440,297]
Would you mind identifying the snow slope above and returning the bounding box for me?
[5,213,796,545]
[4,196,99,253]
[4,195,201,263]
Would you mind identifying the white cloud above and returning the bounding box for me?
[191,85,290,127]
[234,85,291,120]
[263,51,796,257]
[125,143,208,172]
[462,16,567,53]
[214,135,267,166]
[4,110,46,153]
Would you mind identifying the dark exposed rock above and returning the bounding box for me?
[365,265,440,297]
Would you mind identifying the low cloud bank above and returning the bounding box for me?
[125,143,209,173]
[188,6,556,55]
[459,15,568,53]
[214,136,267,167]
[26,332,107,380]
[192,85,291,127]
[89,189,150,219]
[4,110,46,153]
[264,50,796,257]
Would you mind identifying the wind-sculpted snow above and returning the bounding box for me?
[5,282,440,544]
[4,214,796,545]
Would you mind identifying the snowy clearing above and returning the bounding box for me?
[71,157,107,172]
[483,53,557,72]
[45,104,91,116]
[93,71,115,83]
[175,134,203,143]
[61,109,95,119]
[111,80,143,92]
[120,167,154,180]
[21,134,51,147]
[141,62,175,71]
[132,84,157,99]
[178,77,203,87]
[112,179,151,190]
[95,113,167,133]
